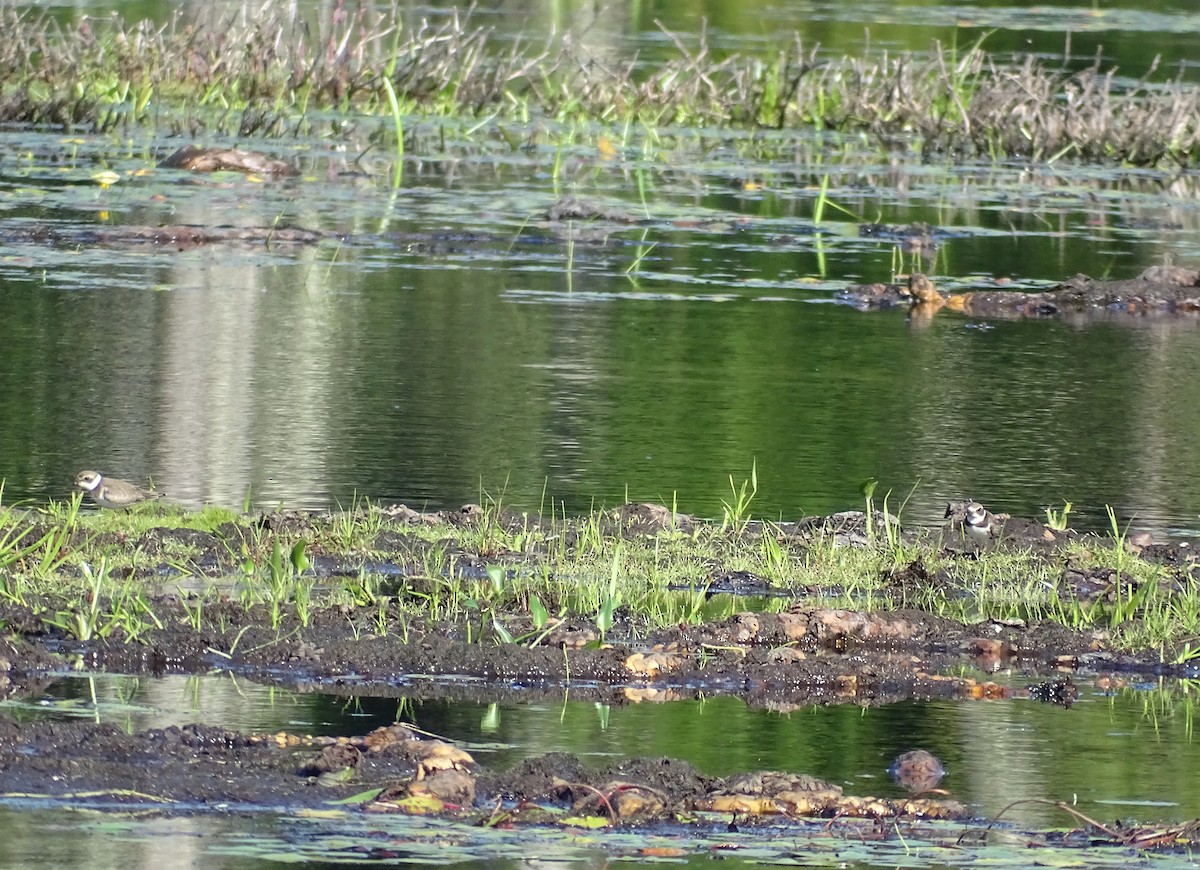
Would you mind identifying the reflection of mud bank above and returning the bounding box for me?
[0,222,331,251]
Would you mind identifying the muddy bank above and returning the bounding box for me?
[3,501,1200,855]
[0,501,1195,705]
[0,716,963,822]
[2,713,1196,856]
[843,265,1200,322]
[9,604,1093,709]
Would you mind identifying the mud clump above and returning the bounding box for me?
[842,266,1200,323]
[0,716,965,824]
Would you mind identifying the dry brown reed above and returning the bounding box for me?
[1,0,1198,165]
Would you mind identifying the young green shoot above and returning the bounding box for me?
[721,460,758,535]
[1045,501,1073,531]
[381,76,405,188]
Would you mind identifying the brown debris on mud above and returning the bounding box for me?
[843,266,1200,323]
[159,144,299,176]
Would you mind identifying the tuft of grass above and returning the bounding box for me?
[720,460,758,536]
[1045,501,1073,531]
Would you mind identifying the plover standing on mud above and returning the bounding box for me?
[964,501,1001,544]
[75,470,163,509]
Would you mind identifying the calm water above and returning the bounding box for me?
[2,125,1200,531]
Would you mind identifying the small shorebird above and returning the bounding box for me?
[75,470,163,509]
[906,273,943,305]
[964,501,1001,544]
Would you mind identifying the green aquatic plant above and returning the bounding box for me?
[1045,501,1073,531]
[328,495,384,551]
[256,538,313,629]
[759,525,790,580]
[860,478,879,542]
[624,234,657,279]
[1105,505,1131,626]
[1171,642,1200,667]
[812,173,830,226]
[40,556,160,643]
[720,460,758,535]
[466,565,514,644]
[380,76,405,188]
[43,556,109,642]
[593,543,624,643]
[176,585,211,633]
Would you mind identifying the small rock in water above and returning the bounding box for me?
[888,749,945,793]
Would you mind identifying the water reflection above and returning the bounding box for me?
[2,129,1200,530]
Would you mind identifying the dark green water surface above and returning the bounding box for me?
[2,126,1200,532]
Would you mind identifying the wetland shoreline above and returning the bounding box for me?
[2,496,1192,693]
[7,0,1200,165]
[1,497,1198,855]
[7,1,1200,856]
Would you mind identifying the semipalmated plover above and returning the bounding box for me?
[75,470,163,509]
[964,501,1001,544]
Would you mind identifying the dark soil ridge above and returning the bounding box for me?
[844,265,1200,322]
[0,715,1015,830]
[0,598,1100,709]
[0,500,1196,708]
[2,716,1197,855]
[0,220,334,252]
[0,717,891,818]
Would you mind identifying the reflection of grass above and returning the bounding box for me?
[6,2,1200,164]
[1130,678,1200,739]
